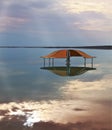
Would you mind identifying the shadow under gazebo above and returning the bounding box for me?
[40,66,96,77]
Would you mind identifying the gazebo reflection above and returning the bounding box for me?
[40,66,96,77]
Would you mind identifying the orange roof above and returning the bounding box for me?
[41,49,95,58]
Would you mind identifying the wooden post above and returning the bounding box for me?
[52,58,54,66]
[91,58,93,68]
[84,58,86,67]
[66,50,71,76]
[49,58,51,66]
[66,64,71,76]
[66,50,70,67]
[43,58,45,67]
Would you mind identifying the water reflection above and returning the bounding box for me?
[0,49,111,130]
[40,66,96,77]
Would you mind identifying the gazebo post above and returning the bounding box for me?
[66,50,71,76]
[66,63,71,76]
[91,58,93,68]
[52,58,54,66]
[66,50,70,67]
[49,58,51,66]
[43,58,46,67]
[84,58,86,67]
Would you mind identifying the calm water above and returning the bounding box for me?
[0,48,112,130]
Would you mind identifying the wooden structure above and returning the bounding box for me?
[41,49,95,68]
[40,66,96,77]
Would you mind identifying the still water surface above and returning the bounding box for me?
[0,48,112,130]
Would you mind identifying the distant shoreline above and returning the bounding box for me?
[0,45,112,50]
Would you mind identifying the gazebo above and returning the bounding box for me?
[41,49,95,67]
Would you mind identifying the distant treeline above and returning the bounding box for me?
[0,45,112,50]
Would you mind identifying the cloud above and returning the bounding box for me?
[0,0,112,46]
[73,108,87,111]
[75,19,112,31]
[59,0,112,14]
[7,3,31,20]
[78,11,105,19]
[29,0,55,9]
[60,74,112,101]
[33,121,111,130]
[57,0,112,31]
[0,16,29,32]
[0,120,111,130]
[1,0,111,32]
[72,11,112,31]
[0,97,111,128]
[0,100,90,126]
[0,1,31,32]
[0,101,88,127]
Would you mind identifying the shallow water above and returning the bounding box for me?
[0,48,112,130]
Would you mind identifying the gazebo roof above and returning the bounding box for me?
[41,49,95,59]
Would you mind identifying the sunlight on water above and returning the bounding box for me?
[0,49,111,130]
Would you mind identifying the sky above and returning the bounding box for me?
[0,0,112,46]
[0,1,112,130]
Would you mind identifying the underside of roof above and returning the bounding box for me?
[41,49,95,59]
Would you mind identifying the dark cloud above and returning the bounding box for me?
[29,0,54,9]
[0,118,24,130]
[0,110,9,115]
[6,0,55,19]
[93,99,112,107]
[33,121,111,130]
[0,2,4,12]
[0,120,110,130]
[73,108,87,111]
[7,3,31,19]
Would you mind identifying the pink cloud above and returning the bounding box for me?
[0,16,29,32]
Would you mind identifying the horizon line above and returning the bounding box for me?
[0,45,112,50]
